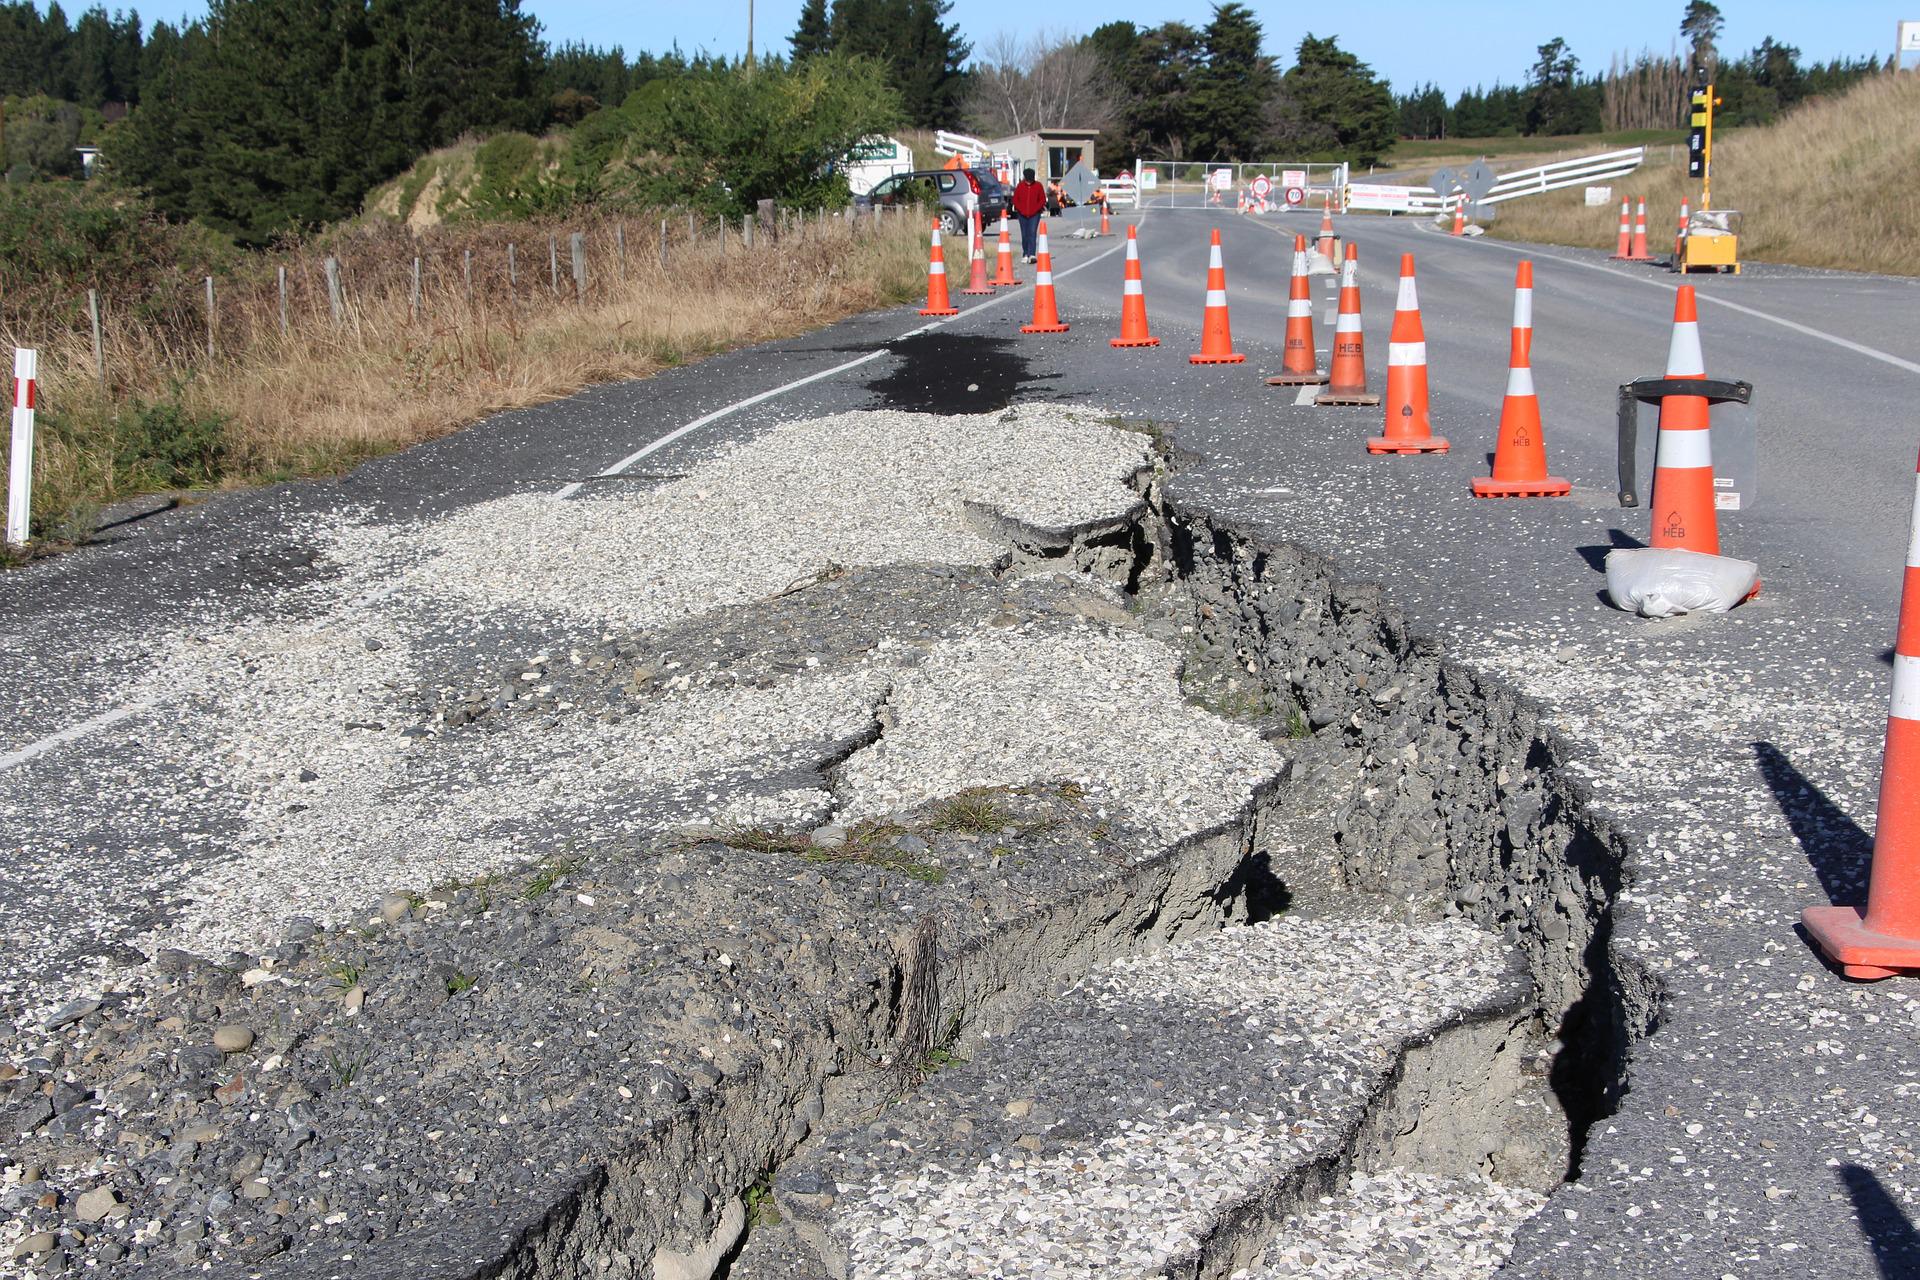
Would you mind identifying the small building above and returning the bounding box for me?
[74,147,101,178]
[988,128,1101,182]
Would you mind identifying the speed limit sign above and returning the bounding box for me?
[1250,174,1273,200]
[1284,185,1306,206]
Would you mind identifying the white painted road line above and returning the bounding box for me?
[1293,383,1318,406]
[556,215,1144,496]
[0,703,148,776]
[1459,232,1920,378]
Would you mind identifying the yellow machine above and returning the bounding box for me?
[1678,209,1743,274]
[1677,83,1740,274]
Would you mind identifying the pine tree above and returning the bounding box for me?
[790,0,830,60]
[1268,35,1395,163]
[1680,0,1723,81]
[828,0,965,127]
[1188,3,1273,159]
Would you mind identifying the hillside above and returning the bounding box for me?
[1487,72,1920,276]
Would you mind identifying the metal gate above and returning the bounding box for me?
[1133,160,1351,212]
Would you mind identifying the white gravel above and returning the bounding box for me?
[825,915,1514,1279]
[1236,1169,1547,1278]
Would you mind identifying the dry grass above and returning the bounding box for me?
[1487,73,1920,276]
[2,208,929,546]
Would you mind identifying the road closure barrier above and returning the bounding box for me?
[1802,449,1920,978]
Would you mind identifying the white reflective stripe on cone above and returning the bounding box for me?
[1512,288,1533,329]
[1664,323,1705,377]
[1387,341,1426,367]
[1395,276,1419,310]
[1291,253,1308,274]
[1908,471,1920,568]
[1339,264,1358,289]
[1205,289,1227,306]
[1288,300,1312,318]
[1209,245,1223,268]
[1655,427,1713,470]
[1335,312,1363,333]
[1035,272,1053,285]
[1123,279,1143,295]
[1506,365,1536,396]
[1891,653,1920,722]
[928,263,945,274]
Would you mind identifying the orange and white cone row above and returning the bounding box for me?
[1472,261,1569,496]
[1367,253,1447,454]
[919,221,958,316]
[1189,229,1244,364]
[1020,222,1069,333]
[1802,452,1920,978]
[1648,287,1719,554]
[1265,234,1325,385]
[1110,226,1159,348]
[1315,243,1378,406]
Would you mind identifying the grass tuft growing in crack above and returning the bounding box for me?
[925,787,1012,835]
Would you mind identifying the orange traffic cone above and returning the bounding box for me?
[1315,243,1379,406]
[1802,449,1920,978]
[1110,225,1159,348]
[992,224,1021,287]
[1368,253,1447,454]
[1316,197,1336,262]
[1473,261,1569,496]
[1189,229,1244,364]
[1671,198,1690,265]
[1608,198,1633,259]
[1020,221,1069,333]
[1265,234,1325,386]
[1099,204,1112,236]
[919,220,958,316]
[1647,286,1719,553]
[1451,194,1466,237]
[1627,196,1653,260]
[960,210,993,296]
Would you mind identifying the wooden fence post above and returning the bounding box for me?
[325,257,343,327]
[410,256,421,321]
[548,236,559,293]
[742,213,754,250]
[86,290,105,386]
[203,276,215,361]
[570,232,586,304]
[276,266,288,336]
[507,242,517,289]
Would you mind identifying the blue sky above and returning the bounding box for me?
[141,0,1896,97]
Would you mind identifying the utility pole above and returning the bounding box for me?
[745,0,754,76]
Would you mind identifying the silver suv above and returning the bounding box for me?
[855,169,1008,234]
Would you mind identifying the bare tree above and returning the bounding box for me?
[1604,46,1689,131]
[964,30,1116,138]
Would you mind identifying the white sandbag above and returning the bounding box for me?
[1606,547,1759,617]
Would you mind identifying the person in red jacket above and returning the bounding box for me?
[1011,169,1046,263]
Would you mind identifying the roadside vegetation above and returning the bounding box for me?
[1487,72,1920,276]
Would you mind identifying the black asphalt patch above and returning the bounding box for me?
[862,331,1052,414]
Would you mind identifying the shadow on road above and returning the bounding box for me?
[1840,1163,1920,1280]
[1753,740,1871,909]
[1575,528,1645,575]
[863,332,1053,414]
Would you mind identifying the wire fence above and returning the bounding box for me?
[1132,161,1352,212]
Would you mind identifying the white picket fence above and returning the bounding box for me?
[1350,146,1647,215]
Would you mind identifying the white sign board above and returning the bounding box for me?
[1900,20,1920,51]
[1281,169,1306,189]
[1209,168,1233,191]
[841,135,912,196]
[1346,183,1420,212]
[1140,168,1159,190]
[1585,185,1613,206]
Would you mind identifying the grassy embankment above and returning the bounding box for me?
[0,190,927,553]
[1485,73,1920,276]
